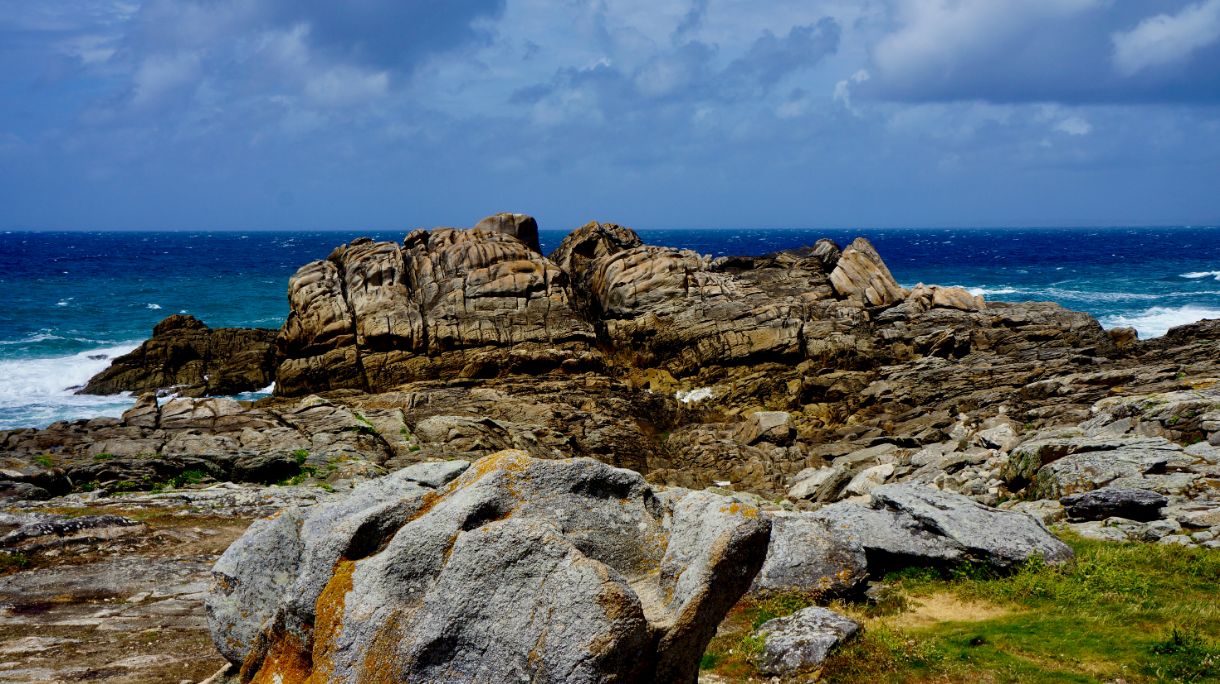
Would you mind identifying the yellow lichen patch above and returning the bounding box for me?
[246,631,312,684]
[359,610,406,682]
[718,501,760,519]
[309,559,357,683]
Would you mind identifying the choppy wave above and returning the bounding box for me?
[0,342,141,429]
[0,332,65,346]
[1099,305,1220,340]
[1182,271,1220,281]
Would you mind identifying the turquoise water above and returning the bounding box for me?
[1,227,1217,429]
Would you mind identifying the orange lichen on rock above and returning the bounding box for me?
[308,559,356,683]
[246,630,312,684]
[719,501,760,519]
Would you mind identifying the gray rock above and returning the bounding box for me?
[398,459,470,488]
[871,485,1072,569]
[1060,487,1167,522]
[843,463,894,497]
[213,451,771,683]
[1008,436,1185,498]
[1139,518,1182,542]
[752,513,868,597]
[752,607,861,675]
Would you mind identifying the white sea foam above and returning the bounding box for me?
[1181,271,1220,281]
[964,286,1019,297]
[0,332,64,346]
[1100,305,1220,340]
[0,342,141,429]
[147,303,162,310]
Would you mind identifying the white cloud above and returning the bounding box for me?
[132,52,201,107]
[873,0,1104,84]
[304,66,390,106]
[1054,115,1092,136]
[833,68,869,113]
[1112,0,1220,76]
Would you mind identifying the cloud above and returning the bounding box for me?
[866,0,1220,103]
[1112,0,1220,76]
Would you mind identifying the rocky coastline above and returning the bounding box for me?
[1,214,1218,681]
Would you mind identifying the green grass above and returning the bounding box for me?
[703,533,1220,683]
[33,454,54,468]
[169,469,207,488]
[292,449,309,465]
[92,452,116,461]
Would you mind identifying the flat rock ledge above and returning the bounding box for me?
[206,451,771,683]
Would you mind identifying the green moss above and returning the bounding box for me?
[33,454,54,468]
[92,452,116,461]
[292,449,309,465]
[169,469,206,488]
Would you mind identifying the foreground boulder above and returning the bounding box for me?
[815,484,1072,572]
[207,451,771,683]
[81,314,277,396]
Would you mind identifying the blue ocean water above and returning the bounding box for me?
[1,227,1218,429]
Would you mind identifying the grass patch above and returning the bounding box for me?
[169,469,207,488]
[33,454,55,468]
[292,449,309,465]
[703,533,1220,683]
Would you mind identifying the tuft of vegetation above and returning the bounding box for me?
[92,452,116,461]
[0,552,30,574]
[703,533,1220,683]
[292,448,310,465]
[33,453,55,468]
[169,469,207,488]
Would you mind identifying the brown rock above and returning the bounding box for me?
[81,315,276,397]
[829,237,907,307]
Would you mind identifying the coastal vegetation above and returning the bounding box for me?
[702,532,1220,683]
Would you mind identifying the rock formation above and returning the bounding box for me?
[208,451,771,683]
[81,314,276,396]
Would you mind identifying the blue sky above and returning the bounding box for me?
[1,0,1219,230]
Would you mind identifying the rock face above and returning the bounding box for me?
[209,451,771,683]
[81,315,277,396]
[276,220,598,396]
[752,607,860,676]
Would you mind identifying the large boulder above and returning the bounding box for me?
[276,223,599,395]
[815,484,1072,572]
[81,315,277,396]
[208,451,771,683]
[752,513,868,597]
[1006,435,1188,498]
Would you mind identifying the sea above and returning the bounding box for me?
[1,227,1218,430]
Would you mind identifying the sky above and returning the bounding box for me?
[1,0,1219,230]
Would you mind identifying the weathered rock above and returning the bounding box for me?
[816,485,1071,572]
[1060,487,1167,522]
[472,212,541,253]
[829,238,906,307]
[752,513,868,597]
[907,284,985,312]
[736,411,795,446]
[276,225,598,395]
[211,451,771,683]
[81,315,277,396]
[752,607,860,676]
[0,514,144,553]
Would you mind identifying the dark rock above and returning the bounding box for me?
[1060,487,1167,522]
[81,315,276,397]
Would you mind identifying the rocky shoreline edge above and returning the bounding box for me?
[1,214,1218,682]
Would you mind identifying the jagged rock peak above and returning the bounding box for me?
[829,237,907,308]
